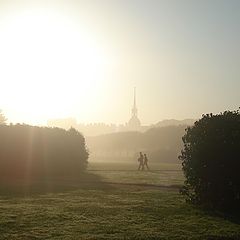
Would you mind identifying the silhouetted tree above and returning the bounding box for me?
[0,124,89,180]
[0,110,7,124]
[179,109,240,213]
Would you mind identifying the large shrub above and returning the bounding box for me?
[179,110,240,212]
[0,124,89,180]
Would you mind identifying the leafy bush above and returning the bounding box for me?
[0,124,89,180]
[179,110,240,212]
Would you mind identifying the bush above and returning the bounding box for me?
[179,110,240,212]
[0,124,89,180]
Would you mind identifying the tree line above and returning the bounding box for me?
[87,125,187,163]
[0,124,88,180]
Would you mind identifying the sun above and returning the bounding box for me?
[0,9,111,124]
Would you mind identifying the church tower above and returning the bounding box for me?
[132,87,138,117]
[128,87,141,130]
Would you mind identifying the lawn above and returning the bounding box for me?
[88,161,184,187]
[0,162,239,240]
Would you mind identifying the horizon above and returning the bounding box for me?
[5,116,198,129]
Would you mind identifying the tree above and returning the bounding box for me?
[0,124,89,180]
[179,109,240,213]
[0,110,7,124]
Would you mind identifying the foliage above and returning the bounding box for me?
[0,124,89,180]
[0,110,7,124]
[179,110,240,212]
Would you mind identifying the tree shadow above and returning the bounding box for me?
[195,205,240,224]
[0,172,113,196]
[205,236,240,240]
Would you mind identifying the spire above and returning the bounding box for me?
[132,87,138,117]
[134,87,136,109]
[128,87,141,130]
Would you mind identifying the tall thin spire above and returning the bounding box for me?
[128,87,141,130]
[134,87,136,109]
[132,87,138,117]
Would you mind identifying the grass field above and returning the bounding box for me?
[88,162,184,187]
[0,162,239,240]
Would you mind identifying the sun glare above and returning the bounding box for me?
[0,9,111,123]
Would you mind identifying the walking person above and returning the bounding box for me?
[143,153,149,170]
[137,152,144,171]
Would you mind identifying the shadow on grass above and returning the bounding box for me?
[192,203,240,225]
[0,171,113,196]
[205,236,240,240]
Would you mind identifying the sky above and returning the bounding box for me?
[0,0,239,125]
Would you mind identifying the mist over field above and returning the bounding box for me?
[86,125,187,164]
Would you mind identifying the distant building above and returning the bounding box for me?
[48,119,116,136]
[47,118,77,129]
[47,88,195,136]
[48,88,144,135]
[127,87,141,131]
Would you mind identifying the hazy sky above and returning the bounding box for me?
[0,0,239,125]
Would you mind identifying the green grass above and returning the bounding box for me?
[88,161,184,186]
[87,161,182,171]
[0,162,239,240]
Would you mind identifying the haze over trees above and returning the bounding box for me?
[48,118,195,136]
[179,109,240,213]
[87,125,189,163]
[0,124,88,181]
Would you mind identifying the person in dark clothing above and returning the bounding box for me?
[143,153,149,170]
[138,152,144,170]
